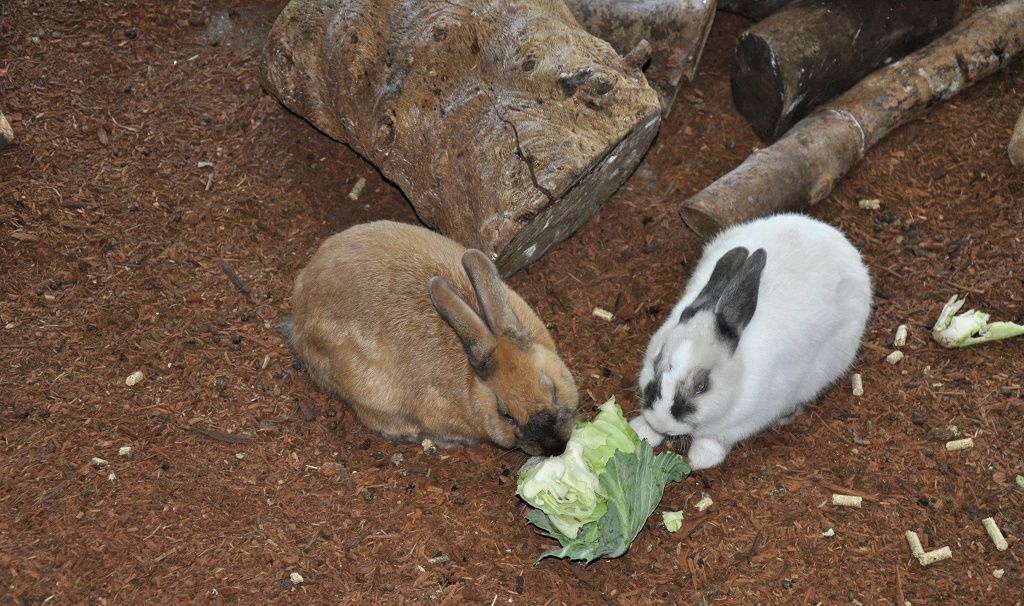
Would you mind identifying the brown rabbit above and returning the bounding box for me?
[288,221,578,456]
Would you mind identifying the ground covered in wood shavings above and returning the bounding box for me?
[1,1,1021,604]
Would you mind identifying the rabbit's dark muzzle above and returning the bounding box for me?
[518,408,574,457]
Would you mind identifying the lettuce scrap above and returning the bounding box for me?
[662,511,685,533]
[932,295,1024,348]
[516,398,690,563]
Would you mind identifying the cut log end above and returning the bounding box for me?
[497,112,661,274]
[731,0,963,143]
[261,0,663,274]
[731,33,785,141]
[683,1,1024,235]
[679,205,723,239]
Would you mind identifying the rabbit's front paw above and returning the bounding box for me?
[630,415,664,447]
[688,437,727,470]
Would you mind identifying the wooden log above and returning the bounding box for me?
[1010,104,1024,167]
[260,0,662,275]
[0,110,13,150]
[717,0,793,20]
[562,0,717,113]
[679,0,1024,237]
[732,0,963,142]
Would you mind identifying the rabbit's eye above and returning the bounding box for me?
[496,398,516,425]
[695,380,708,395]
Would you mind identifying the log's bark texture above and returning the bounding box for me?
[680,0,1024,237]
[563,0,717,113]
[1010,105,1024,167]
[717,0,794,20]
[0,111,12,150]
[732,0,963,142]
[260,0,662,275]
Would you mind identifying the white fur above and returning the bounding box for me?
[631,214,872,470]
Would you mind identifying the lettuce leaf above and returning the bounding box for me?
[516,442,606,539]
[526,440,690,563]
[571,398,641,473]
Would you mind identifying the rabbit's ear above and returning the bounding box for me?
[462,249,528,343]
[429,276,497,376]
[680,246,750,322]
[714,248,767,348]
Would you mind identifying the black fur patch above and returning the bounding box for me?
[640,375,661,409]
[689,368,711,397]
[670,393,695,420]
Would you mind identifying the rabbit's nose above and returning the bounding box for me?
[519,411,569,457]
[536,433,568,457]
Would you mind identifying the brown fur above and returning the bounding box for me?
[290,221,578,454]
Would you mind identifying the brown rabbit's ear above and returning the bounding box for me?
[429,276,497,376]
[461,249,528,343]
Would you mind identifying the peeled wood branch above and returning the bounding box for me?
[680,0,1024,237]
[563,0,716,113]
[731,0,962,142]
[260,0,661,274]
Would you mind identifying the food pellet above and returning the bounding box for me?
[982,517,1009,551]
[945,437,974,451]
[347,177,366,200]
[858,198,881,210]
[831,494,862,508]
[905,530,924,558]
[885,350,904,365]
[851,373,864,397]
[125,370,145,386]
[894,324,908,347]
[592,307,615,322]
[918,546,952,566]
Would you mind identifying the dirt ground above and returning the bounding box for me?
[2,1,1022,604]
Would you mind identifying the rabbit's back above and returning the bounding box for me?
[290,221,558,437]
[291,222,466,399]
[712,215,871,408]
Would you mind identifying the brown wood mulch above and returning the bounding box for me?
[1,1,1020,604]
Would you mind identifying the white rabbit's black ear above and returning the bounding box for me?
[462,249,529,344]
[714,248,767,348]
[429,276,498,376]
[680,246,750,322]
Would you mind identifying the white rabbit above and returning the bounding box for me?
[630,213,872,470]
